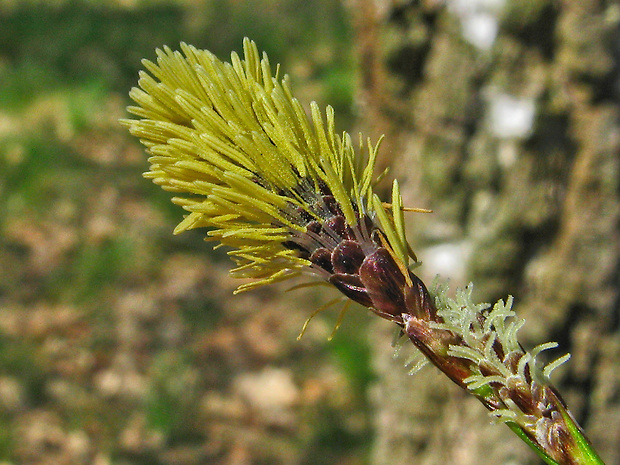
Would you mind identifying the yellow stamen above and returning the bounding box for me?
[297,297,343,340]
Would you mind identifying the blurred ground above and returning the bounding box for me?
[0,1,376,464]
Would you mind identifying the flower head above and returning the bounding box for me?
[123,40,604,465]
[121,38,416,300]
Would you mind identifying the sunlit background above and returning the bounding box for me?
[1,1,618,465]
[0,2,372,464]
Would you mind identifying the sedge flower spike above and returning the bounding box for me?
[122,39,605,465]
[121,38,414,306]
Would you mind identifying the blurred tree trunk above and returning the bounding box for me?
[346,1,620,464]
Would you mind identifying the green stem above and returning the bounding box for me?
[505,413,606,465]
[506,422,559,465]
[557,400,606,465]
[473,386,605,464]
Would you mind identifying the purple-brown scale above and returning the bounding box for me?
[281,184,416,319]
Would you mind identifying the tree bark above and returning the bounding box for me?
[348,0,620,463]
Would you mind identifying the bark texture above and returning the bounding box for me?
[347,0,620,463]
